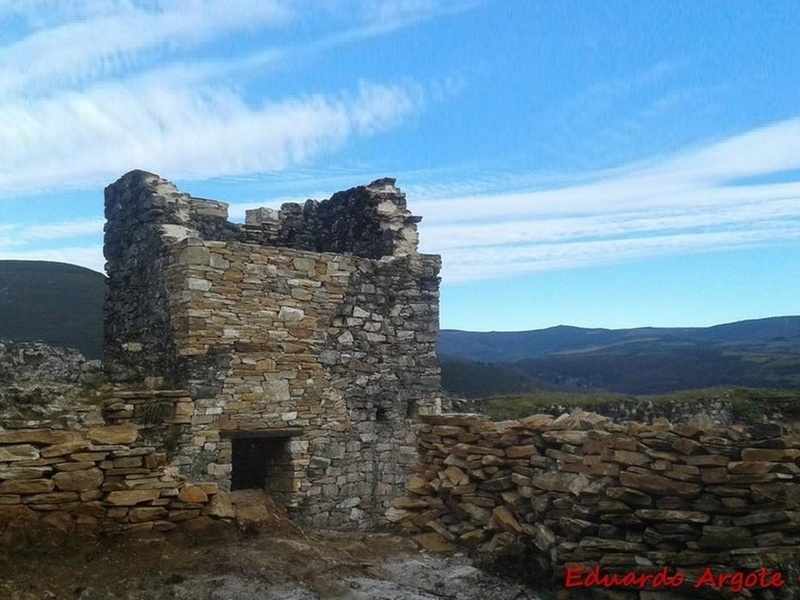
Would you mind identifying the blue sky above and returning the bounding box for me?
[1,1,799,332]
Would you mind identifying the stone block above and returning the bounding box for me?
[0,444,39,462]
[0,478,55,494]
[634,509,710,523]
[491,505,522,533]
[0,466,52,480]
[169,509,201,522]
[88,425,138,445]
[505,445,537,459]
[0,430,81,445]
[129,507,169,522]
[53,468,104,492]
[619,471,701,497]
[732,510,792,527]
[41,441,90,458]
[177,485,208,504]
[278,306,304,322]
[205,492,235,519]
[741,448,800,462]
[113,457,142,469]
[541,430,588,445]
[105,489,161,506]
[55,461,96,472]
[23,492,80,504]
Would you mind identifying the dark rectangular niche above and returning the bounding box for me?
[227,429,301,499]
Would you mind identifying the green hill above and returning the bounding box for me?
[439,355,543,399]
[439,321,800,396]
[438,317,800,363]
[0,260,105,358]
[511,337,800,394]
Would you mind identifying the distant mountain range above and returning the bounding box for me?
[439,317,800,396]
[2,260,799,397]
[439,318,800,363]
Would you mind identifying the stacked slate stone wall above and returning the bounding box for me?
[104,172,239,383]
[0,389,227,543]
[103,171,441,528]
[389,411,800,598]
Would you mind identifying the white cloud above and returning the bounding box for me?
[0,1,292,95]
[440,223,800,283]
[0,218,105,249]
[0,79,422,195]
[413,117,800,282]
[663,117,800,182]
[0,0,473,98]
[0,245,105,274]
[0,1,440,197]
[414,118,800,223]
[424,196,800,251]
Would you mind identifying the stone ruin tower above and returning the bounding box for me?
[103,170,441,528]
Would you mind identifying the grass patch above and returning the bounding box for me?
[467,387,800,422]
[139,400,175,424]
[473,390,634,421]
[730,397,760,424]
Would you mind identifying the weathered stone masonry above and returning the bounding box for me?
[0,339,229,540]
[103,170,441,528]
[391,412,800,598]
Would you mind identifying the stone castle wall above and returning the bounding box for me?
[102,171,441,528]
[390,412,800,598]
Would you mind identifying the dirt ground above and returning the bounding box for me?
[0,492,539,600]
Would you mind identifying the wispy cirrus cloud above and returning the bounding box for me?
[0,245,105,273]
[0,79,423,194]
[0,1,292,95]
[414,116,800,282]
[0,218,105,272]
[0,0,468,196]
[0,218,105,250]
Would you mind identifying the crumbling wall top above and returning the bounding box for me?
[243,177,421,258]
[104,170,239,248]
[105,170,423,259]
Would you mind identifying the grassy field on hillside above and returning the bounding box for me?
[465,386,800,423]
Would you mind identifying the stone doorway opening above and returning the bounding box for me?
[227,429,301,503]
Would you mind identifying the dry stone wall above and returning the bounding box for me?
[0,388,227,544]
[389,411,800,598]
[103,170,441,528]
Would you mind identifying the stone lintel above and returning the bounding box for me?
[220,428,304,439]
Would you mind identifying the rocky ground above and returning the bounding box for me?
[0,491,540,600]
